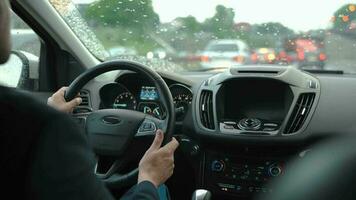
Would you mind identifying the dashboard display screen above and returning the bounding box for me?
[140,86,159,100]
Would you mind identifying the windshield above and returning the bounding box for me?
[50,0,356,73]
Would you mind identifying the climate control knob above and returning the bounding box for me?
[211,160,225,172]
[268,163,282,177]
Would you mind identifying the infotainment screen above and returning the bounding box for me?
[220,79,293,122]
[140,86,159,100]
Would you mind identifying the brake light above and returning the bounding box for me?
[319,53,327,61]
[297,51,305,61]
[267,53,276,61]
[251,53,258,63]
[200,55,209,62]
[233,56,245,63]
[279,51,287,57]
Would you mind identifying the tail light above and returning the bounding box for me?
[251,53,258,63]
[319,53,327,61]
[279,51,287,58]
[200,55,209,62]
[263,53,275,63]
[233,56,245,63]
[297,51,305,61]
[267,53,276,62]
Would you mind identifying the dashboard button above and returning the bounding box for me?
[211,160,225,172]
[238,118,262,130]
[223,125,234,129]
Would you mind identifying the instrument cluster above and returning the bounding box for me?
[99,82,192,121]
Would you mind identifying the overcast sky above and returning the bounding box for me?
[73,0,355,31]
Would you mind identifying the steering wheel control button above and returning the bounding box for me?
[238,118,262,131]
[137,121,157,135]
[211,160,225,172]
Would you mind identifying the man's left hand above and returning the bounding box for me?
[47,87,82,113]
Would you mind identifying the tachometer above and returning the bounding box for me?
[169,84,193,121]
[113,92,137,110]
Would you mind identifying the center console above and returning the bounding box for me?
[195,66,320,137]
[216,79,293,136]
[192,67,321,199]
[202,149,298,199]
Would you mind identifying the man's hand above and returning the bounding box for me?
[138,130,179,188]
[47,87,82,113]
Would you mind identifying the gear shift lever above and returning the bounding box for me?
[191,189,212,200]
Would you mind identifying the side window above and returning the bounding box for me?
[0,11,40,90]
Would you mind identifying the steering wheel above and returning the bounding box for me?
[64,60,175,189]
[262,135,356,200]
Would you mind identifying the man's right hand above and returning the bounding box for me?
[138,130,179,188]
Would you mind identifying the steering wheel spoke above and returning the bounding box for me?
[95,156,130,179]
[72,112,90,129]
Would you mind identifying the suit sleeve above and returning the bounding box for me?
[29,114,115,200]
[121,181,159,200]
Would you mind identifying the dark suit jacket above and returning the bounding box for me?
[0,86,159,200]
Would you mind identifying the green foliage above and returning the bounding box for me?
[85,0,161,54]
[175,16,203,34]
[86,0,159,31]
[203,5,236,39]
[84,1,296,53]
[254,22,294,36]
[247,23,295,48]
[332,4,356,33]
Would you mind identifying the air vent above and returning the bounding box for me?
[79,90,90,107]
[284,93,315,134]
[199,90,215,129]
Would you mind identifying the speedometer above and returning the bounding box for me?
[169,84,193,121]
[113,92,137,110]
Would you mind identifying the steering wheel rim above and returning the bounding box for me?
[65,60,175,188]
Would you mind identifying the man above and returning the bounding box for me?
[0,0,178,199]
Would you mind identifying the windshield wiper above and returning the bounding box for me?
[303,69,344,74]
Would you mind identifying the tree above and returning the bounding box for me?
[244,23,294,48]
[332,4,356,33]
[175,16,202,34]
[254,22,294,36]
[85,0,159,31]
[203,5,235,39]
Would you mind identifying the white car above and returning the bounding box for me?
[200,39,250,69]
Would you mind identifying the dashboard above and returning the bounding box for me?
[98,72,193,121]
[76,66,356,200]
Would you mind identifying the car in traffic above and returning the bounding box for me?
[295,38,327,68]
[250,47,277,64]
[282,37,327,68]
[199,39,250,69]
